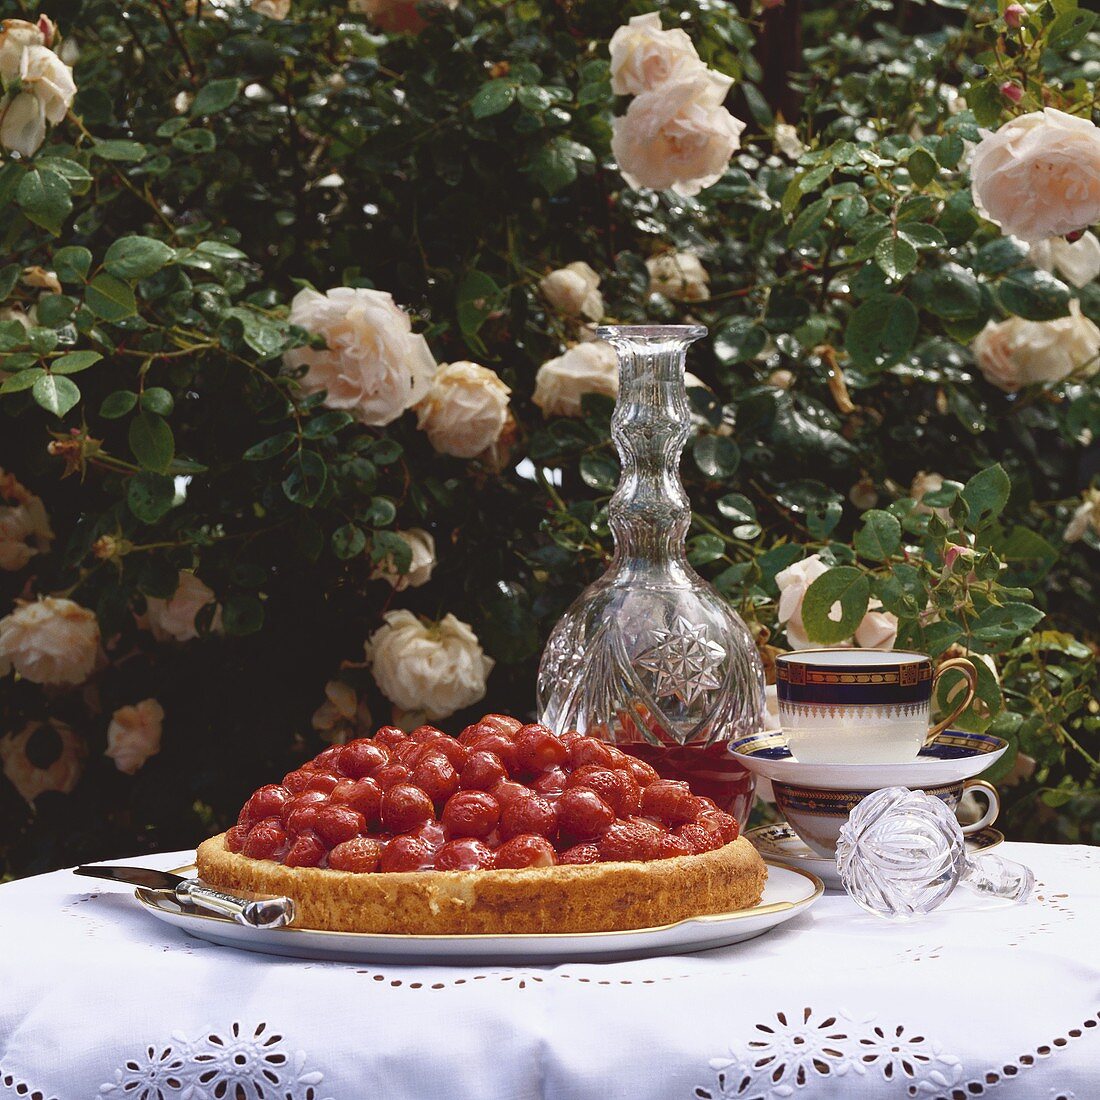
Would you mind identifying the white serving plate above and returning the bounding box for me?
[746,822,1004,890]
[729,728,1008,789]
[135,861,822,965]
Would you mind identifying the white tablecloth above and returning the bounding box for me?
[0,842,1097,1100]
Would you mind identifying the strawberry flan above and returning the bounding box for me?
[196,714,767,934]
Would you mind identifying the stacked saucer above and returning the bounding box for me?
[730,729,1008,889]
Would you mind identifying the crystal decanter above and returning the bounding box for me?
[537,325,765,822]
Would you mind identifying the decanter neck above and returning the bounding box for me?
[600,326,706,572]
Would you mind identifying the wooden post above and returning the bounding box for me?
[756,0,803,122]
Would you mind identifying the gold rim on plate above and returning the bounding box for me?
[135,860,823,941]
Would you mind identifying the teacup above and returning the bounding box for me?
[773,778,1000,857]
[775,648,978,765]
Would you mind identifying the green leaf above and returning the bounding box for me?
[127,471,175,523]
[875,235,918,280]
[844,294,918,368]
[86,274,137,321]
[371,530,412,572]
[456,270,503,344]
[717,493,761,540]
[35,294,76,327]
[0,263,19,299]
[128,412,175,472]
[854,510,902,561]
[693,435,740,478]
[898,223,947,250]
[471,80,516,119]
[713,317,767,365]
[282,450,327,506]
[960,464,1010,530]
[16,168,72,235]
[912,263,982,320]
[50,351,102,375]
[688,534,726,566]
[788,197,831,245]
[100,390,138,419]
[878,562,926,617]
[172,129,217,155]
[364,496,397,526]
[191,77,241,116]
[529,137,584,194]
[140,387,174,416]
[222,595,264,636]
[301,410,354,439]
[579,452,619,492]
[91,139,148,162]
[1046,9,1097,50]
[907,148,937,187]
[332,523,367,560]
[53,246,92,283]
[243,431,297,461]
[936,132,964,168]
[32,373,80,417]
[0,367,46,394]
[801,566,871,645]
[996,269,1071,321]
[104,236,175,279]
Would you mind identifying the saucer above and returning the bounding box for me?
[729,728,1007,789]
[746,821,1005,890]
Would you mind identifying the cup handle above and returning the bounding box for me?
[959,778,1000,834]
[924,656,978,745]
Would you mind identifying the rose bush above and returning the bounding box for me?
[0,0,1098,876]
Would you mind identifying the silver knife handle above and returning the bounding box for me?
[175,881,295,929]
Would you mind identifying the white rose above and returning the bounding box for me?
[646,252,710,301]
[533,341,618,418]
[1064,489,1100,543]
[0,468,52,570]
[972,299,1100,392]
[21,264,61,293]
[774,122,804,160]
[1027,231,1100,289]
[0,19,46,84]
[252,0,291,17]
[612,73,745,197]
[312,679,372,738]
[775,554,830,649]
[848,477,879,511]
[0,718,84,805]
[415,360,511,458]
[19,43,75,123]
[371,527,436,590]
[284,287,436,427]
[539,262,604,321]
[970,108,1100,243]
[0,597,99,685]
[608,12,709,96]
[105,699,164,775]
[854,601,898,649]
[350,0,458,34]
[142,570,222,642]
[366,609,494,721]
[0,91,46,158]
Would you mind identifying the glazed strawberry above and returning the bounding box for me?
[284,832,326,867]
[613,769,643,815]
[379,835,435,872]
[657,833,693,859]
[243,819,287,860]
[441,791,500,839]
[304,771,340,795]
[240,784,291,827]
[599,821,662,862]
[567,736,617,769]
[436,838,495,871]
[225,824,249,852]
[373,726,407,749]
[621,754,661,787]
[677,823,723,854]
[491,779,529,806]
[414,819,446,852]
[314,746,342,771]
[421,731,470,770]
[514,724,568,773]
[330,777,383,823]
[533,766,568,797]
[559,842,601,865]
[411,753,460,805]
[373,763,413,790]
[568,766,637,817]
[557,786,615,840]
[640,779,702,826]
[380,783,435,833]
[285,802,324,837]
[467,731,518,773]
[481,713,523,736]
[280,789,327,827]
[337,740,389,779]
[697,808,739,844]
[312,805,365,848]
[499,790,557,840]
[458,721,496,747]
[282,768,314,794]
[494,834,557,869]
[328,836,383,873]
[459,751,508,791]
[408,724,444,743]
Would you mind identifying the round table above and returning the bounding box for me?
[0,842,1097,1100]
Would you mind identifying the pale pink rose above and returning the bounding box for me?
[0,18,47,84]
[142,570,222,643]
[416,361,511,459]
[848,477,879,511]
[854,601,898,649]
[766,368,794,389]
[0,719,84,805]
[1064,489,1100,542]
[350,0,458,33]
[539,262,604,321]
[775,554,830,649]
[0,597,99,685]
[312,679,372,740]
[970,108,1100,243]
[251,0,291,17]
[911,470,952,522]
[284,287,436,427]
[366,610,493,721]
[1027,231,1100,289]
[608,12,710,96]
[0,469,52,570]
[370,527,436,590]
[774,122,804,160]
[646,252,710,301]
[533,342,618,418]
[0,43,77,156]
[972,299,1100,392]
[611,74,745,197]
[21,264,61,293]
[105,698,164,775]
[0,91,47,157]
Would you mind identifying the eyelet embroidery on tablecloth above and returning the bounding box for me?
[694,1007,962,1099]
[0,1067,55,1100]
[98,1021,331,1100]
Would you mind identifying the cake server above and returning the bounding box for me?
[75,865,296,929]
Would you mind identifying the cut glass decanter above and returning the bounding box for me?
[537,325,766,821]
